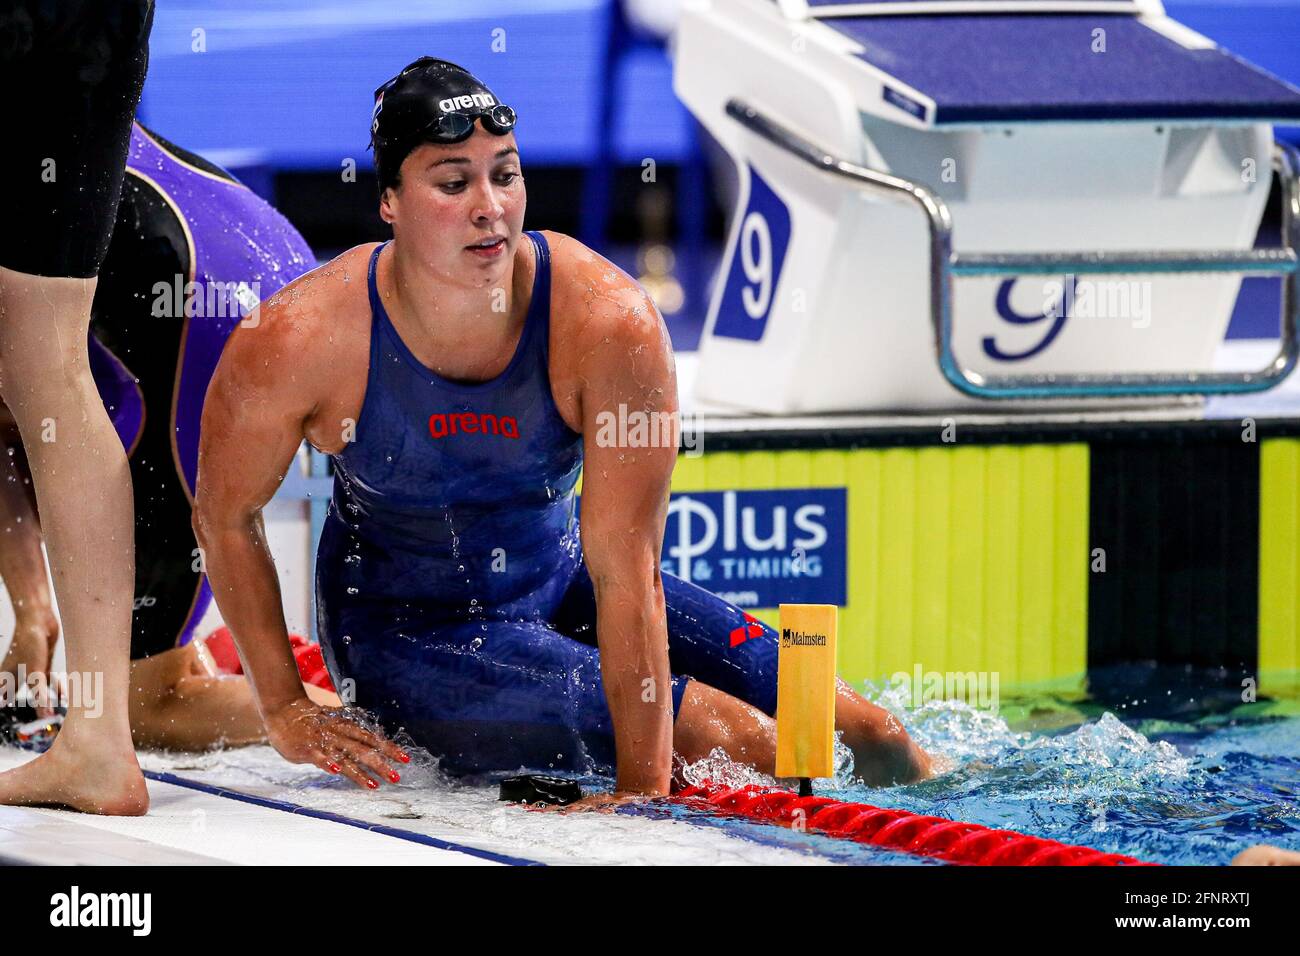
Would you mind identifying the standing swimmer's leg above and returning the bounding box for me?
[0,272,145,811]
[0,0,153,813]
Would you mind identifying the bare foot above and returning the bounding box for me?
[1231,844,1300,866]
[0,730,148,815]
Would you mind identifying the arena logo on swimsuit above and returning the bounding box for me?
[428,411,520,439]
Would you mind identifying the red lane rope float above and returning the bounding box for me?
[669,781,1158,866]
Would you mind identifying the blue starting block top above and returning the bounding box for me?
[801,0,1141,11]
[820,13,1300,124]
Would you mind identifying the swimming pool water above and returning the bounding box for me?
[657,675,1300,866]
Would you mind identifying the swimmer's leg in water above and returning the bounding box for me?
[554,568,933,786]
[672,679,931,787]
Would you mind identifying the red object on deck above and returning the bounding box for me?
[669,781,1157,866]
[291,641,336,693]
[198,627,335,693]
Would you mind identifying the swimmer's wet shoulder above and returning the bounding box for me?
[220,242,380,457]
[544,229,679,438]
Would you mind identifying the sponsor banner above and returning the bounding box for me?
[661,488,847,608]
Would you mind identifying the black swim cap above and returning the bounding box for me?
[370,57,517,195]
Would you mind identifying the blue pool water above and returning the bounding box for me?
[626,677,1300,866]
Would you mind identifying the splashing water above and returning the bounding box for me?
[794,681,1300,865]
[114,671,1300,865]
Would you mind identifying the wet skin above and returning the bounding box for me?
[194,122,932,797]
[0,392,338,754]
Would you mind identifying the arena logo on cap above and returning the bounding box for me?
[440,93,496,112]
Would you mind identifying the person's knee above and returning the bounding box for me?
[0,272,98,398]
[128,667,220,747]
[0,273,96,347]
[846,715,931,786]
[0,346,98,419]
[129,646,199,710]
[677,682,775,767]
[733,710,776,765]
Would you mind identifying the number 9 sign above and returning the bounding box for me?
[740,211,773,320]
[713,166,790,342]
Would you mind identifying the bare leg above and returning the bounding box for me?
[673,681,779,772]
[674,678,932,786]
[130,644,266,750]
[0,268,146,814]
[130,643,340,751]
[1232,845,1300,866]
[831,677,933,785]
[0,405,61,714]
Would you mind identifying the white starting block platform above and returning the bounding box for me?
[676,0,1300,413]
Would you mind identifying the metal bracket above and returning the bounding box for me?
[725,98,1300,399]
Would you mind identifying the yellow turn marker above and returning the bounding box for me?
[775,604,838,786]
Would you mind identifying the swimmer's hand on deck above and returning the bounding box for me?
[539,791,653,814]
[264,698,411,791]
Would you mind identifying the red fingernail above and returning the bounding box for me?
[398,753,411,764]
[366,778,379,790]
[327,763,340,774]
[388,770,401,783]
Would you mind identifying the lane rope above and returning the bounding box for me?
[670,781,1158,866]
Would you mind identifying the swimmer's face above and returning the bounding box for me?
[380,124,525,287]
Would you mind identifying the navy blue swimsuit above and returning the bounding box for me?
[316,232,779,774]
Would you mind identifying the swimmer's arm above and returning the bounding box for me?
[194,310,407,787]
[193,302,320,717]
[575,283,680,797]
